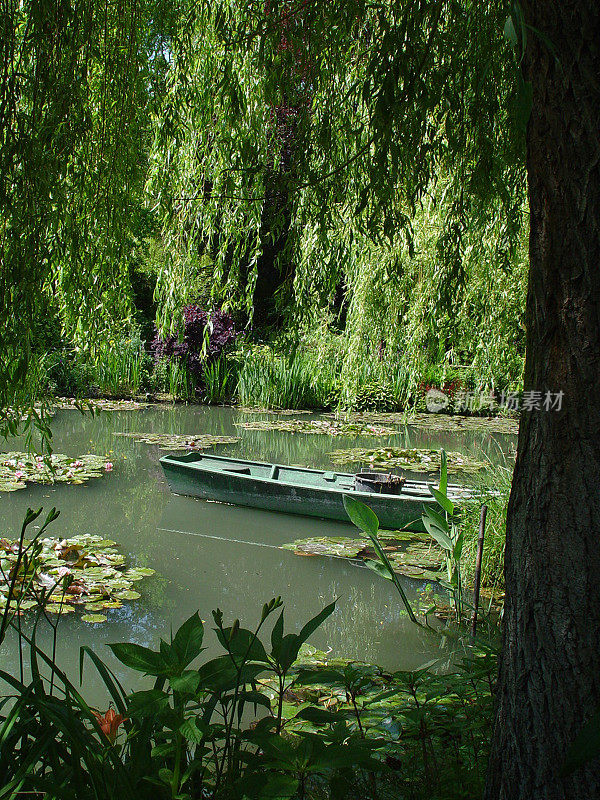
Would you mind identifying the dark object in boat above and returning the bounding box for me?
[354,471,405,495]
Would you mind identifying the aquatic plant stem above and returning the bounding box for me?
[471,505,487,637]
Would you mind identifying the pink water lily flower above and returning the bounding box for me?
[72,460,84,468]
[14,470,26,480]
[57,566,72,577]
[104,462,114,472]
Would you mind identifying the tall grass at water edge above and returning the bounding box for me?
[460,462,512,594]
[235,346,337,409]
[93,334,148,396]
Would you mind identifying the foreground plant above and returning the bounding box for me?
[343,494,420,626]
[0,508,497,799]
[421,452,466,623]
[343,450,476,626]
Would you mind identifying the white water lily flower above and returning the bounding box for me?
[37,573,59,590]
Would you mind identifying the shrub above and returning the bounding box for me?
[151,305,238,382]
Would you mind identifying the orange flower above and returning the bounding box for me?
[92,707,128,743]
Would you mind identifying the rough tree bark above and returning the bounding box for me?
[485,2,600,798]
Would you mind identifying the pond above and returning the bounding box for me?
[0,405,515,704]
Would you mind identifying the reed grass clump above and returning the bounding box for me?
[235,344,338,409]
[93,332,148,396]
[460,463,512,592]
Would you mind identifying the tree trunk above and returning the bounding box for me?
[485,2,600,798]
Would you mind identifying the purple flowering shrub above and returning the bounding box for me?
[151,305,238,378]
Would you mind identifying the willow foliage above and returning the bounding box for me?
[0,0,174,433]
[0,0,529,432]
[149,1,527,340]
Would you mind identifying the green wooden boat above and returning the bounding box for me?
[159,453,473,529]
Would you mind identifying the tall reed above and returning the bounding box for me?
[93,333,147,396]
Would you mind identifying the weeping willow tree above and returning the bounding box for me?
[0,0,175,435]
[296,182,528,403]
[148,0,527,395]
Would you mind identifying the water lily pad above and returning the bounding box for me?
[114,590,141,600]
[84,602,107,612]
[115,432,238,450]
[325,411,518,436]
[54,398,148,411]
[81,614,107,624]
[1,532,156,621]
[44,603,75,614]
[238,407,310,415]
[124,567,155,579]
[234,419,396,436]
[329,447,486,474]
[16,599,38,610]
[281,534,445,580]
[387,542,445,572]
[281,537,370,558]
[0,452,114,492]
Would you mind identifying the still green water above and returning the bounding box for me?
[0,405,514,704]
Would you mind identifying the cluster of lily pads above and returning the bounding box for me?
[0,533,155,623]
[329,446,486,473]
[237,407,310,416]
[326,411,518,435]
[115,432,239,450]
[0,452,114,492]
[53,398,149,411]
[235,419,396,436]
[6,405,56,422]
[281,532,445,581]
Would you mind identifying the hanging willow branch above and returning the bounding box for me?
[148,1,527,333]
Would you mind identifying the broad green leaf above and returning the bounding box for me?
[238,690,272,711]
[298,600,336,649]
[295,706,340,724]
[422,517,453,551]
[423,505,450,534]
[429,487,454,516]
[170,670,201,695]
[179,717,206,744]
[453,533,464,561]
[109,642,166,676]
[439,450,448,494]
[503,15,517,45]
[343,495,379,537]
[215,626,269,663]
[271,609,284,655]
[171,611,205,667]
[364,559,393,581]
[127,689,170,718]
